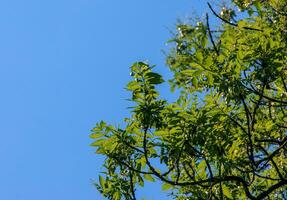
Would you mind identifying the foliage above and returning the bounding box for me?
[91,1,287,199]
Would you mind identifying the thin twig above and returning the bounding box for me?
[207,2,262,32]
[206,13,219,55]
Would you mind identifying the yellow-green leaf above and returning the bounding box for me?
[90,139,105,147]
[144,174,155,182]
[99,175,105,188]
[90,133,104,139]
[222,185,233,199]
[162,183,172,191]
[192,77,198,89]
[113,191,121,200]
[154,130,168,136]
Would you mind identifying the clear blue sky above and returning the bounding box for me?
[0,0,207,199]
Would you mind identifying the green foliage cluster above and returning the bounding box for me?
[91,0,287,199]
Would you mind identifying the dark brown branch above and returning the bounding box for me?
[128,161,137,200]
[216,103,249,136]
[187,141,213,179]
[175,143,185,183]
[206,13,219,55]
[207,2,237,26]
[219,165,223,200]
[239,94,255,166]
[207,2,262,32]
[255,138,281,145]
[256,137,287,166]
[123,140,145,154]
[244,84,287,105]
[114,129,145,154]
[256,179,287,200]
[188,162,196,179]
[108,154,153,175]
[142,127,255,199]
[227,112,248,135]
[257,145,284,180]
[183,162,194,180]
[281,74,287,92]
[251,84,265,130]
[254,172,282,181]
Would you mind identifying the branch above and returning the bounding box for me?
[251,84,265,131]
[281,74,287,92]
[256,179,287,200]
[255,138,281,145]
[206,13,219,55]
[114,129,145,154]
[128,160,137,200]
[256,137,287,167]
[123,140,145,154]
[239,94,255,166]
[219,165,223,200]
[207,2,262,32]
[257,145,284,180]
[243,84,287,105]
[108,154,153,175]
[183,162,194,180]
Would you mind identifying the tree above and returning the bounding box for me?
[91,1,287,199]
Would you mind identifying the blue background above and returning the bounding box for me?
[0,0,207,199]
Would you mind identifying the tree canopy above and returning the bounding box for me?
[91,0,287,199]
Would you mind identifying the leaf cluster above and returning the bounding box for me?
[91,1,287,199]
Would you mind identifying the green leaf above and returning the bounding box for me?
[127,81,140,91]
[206,73,214,85]
[109,142,118,152]
[144,174,155,182]
[140,156,146,169]
[138,175,144,187]
[145,72,164,84]
[91,1,287,199]
[237,21,246,29]
[205,56,213,67]
[222,185,233,199]
[197,161,206,178]
[190,62,203,70]
[99,175,105,188]
[217,55,225,64]
[90,133,104,139]
[154,130,168,136]
[195,51,203,63]
[192,77,198,89]
[228,141,240,160]
[192,69,203,77]
[131,61,149,72]
[96,147,105,154]
[182,69,194,76]
[90,139,105,147]
[265,121,273,131]
[162,183,172,191]
[113,191,121,200]
[198,161,206,170]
